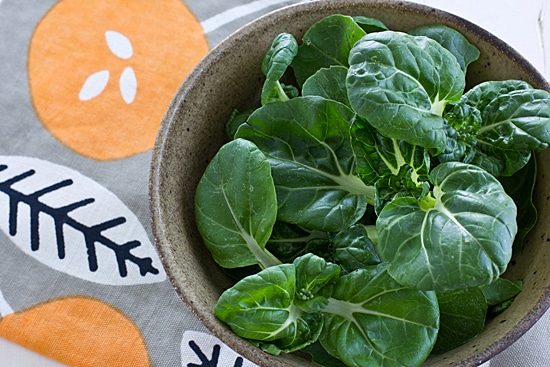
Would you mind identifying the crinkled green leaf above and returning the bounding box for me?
[320,265,439,367]
[470,145,532,177]
[215,254,339,354]
[374,165,431,214]
[437,105,481,164]
[195,139,281,269]
[347,31,466,152]
[409,24,480,72]
[442,80,550,176]
[477,88,550,151]
[456,79,534,110]
[377,162,518,291]
[351,116,430,185]
[215,263,322,354]
[236,96,375,232]
[292,14,366,86]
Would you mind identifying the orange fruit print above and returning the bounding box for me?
[0,296,151,366]
[28,0,209,161]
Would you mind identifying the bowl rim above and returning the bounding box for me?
[149,0,550,365]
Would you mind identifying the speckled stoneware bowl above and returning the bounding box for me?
[149,1,550,366]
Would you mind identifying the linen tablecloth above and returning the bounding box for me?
[0,0,549,366]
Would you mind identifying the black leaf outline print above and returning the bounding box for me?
[0,164,159,278]
[187,340,244,367]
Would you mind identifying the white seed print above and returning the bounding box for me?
[79,70,110,101]
[79,30,137,104]
[105,30,133,59]
[120,66,137,104]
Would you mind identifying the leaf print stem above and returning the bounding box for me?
[0,165,159,278]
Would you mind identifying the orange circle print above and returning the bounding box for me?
[28,0,209,161]
[0,296,151,367]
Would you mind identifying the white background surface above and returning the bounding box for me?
[0,0,548,366]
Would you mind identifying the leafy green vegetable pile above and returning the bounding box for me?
[194,14,550,367]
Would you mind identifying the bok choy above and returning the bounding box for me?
[195,14,549,367]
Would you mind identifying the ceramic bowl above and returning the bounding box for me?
[149,1,550,366]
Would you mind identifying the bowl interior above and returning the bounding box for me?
[150,1,550,366]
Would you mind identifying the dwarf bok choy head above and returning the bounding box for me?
[150,1,550,367]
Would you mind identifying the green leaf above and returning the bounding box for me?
[431,287,487,354]
[236,96,375,232]
[477,88,550,151]
[374,165,431,214]
[351,117,430,186]
[352,15,388,33]
[480,277,522,307]
[195,139,281,269]
[479,277,522,317]
[215,263,323,354]
[261,33,299,105]
[409,24,480,72]
[437,106,481,164]
[294,254,341,313]
[499,154,538,256]
[303,65,350,106]
[215,254,339,354]
[292,14,366,86]
[221,264,262,281]
[303,238,335,263]
[377,162,518,291]
[442,80,550,176]
[266,223,381,272]
[302,341,348,367]
[226,104,260,140]
[455,79,534,110]
[281,82,300,98]
[347,31,466,152]
[320,265,439,367]
[332,224,381,273]
[469,145,532,178]
[266,221,328,262]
